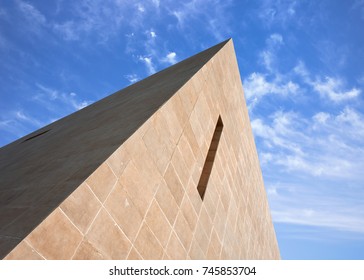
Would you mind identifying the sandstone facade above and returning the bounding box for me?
[0,39,280,259]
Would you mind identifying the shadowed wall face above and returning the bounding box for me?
[2,40,280,260]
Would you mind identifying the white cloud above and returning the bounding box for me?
[151,0,160,8]
[53,21,80,41]
[335,107,364,139]
[259,152,273,165]
[243,33,299,110]
[312,112,330,125]
[253,108,364,179]
[0,116,37,140]
[272,207,364,234]
[35,84,93,112]
[293,60,310,81]
[255,107,364,235]
[137,3,145,13]
[16,0,47,35]
[17,0,46,25]
[36,83,58,100]
[294,61,361,103]
[169,0,232,40]
[0,110,44,140]
[268,181,364,236]
[258,33,284,72]
[315,40,348,69]
[14,110,43,127]
[259,51,274,72]
[68,93,91,110]
[252,111,305,156]
[52,0,125,42]
[259,0,298,27]
[124,74,140,84]
[172,10,186,28]
[139,56,156,75]
[312,77,361,103]
[268,33,283,46]
[163,52,177,65]
[150,31,157,38]
[243,72,299,107]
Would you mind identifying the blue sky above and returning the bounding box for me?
[1,0,363,260]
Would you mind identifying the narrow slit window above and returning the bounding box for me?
[197,116,223,200]
[22,129,51,143]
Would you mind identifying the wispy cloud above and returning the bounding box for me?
[268,33,284,45]
[268,179,364,236]
[272,206,364,234]
[138,56,156,75]
[149,30,157,38]
[162,52,178,65]
[17,0,46,25]
[243,72,299,110]
[14,110,43,127]
[245,37,360,110]
[52,0,125,42]
[169,0,233,41]
[252,106,364,235]
[243,33,301,111]
[16,0,47,34]
[124,74,140,84]
[252,111,305,156]
[259,33,284,72]
[312,77,361,103]
[294,61,361,103]
[0,83,92,144]
[314,40,349,70]
[35,83,93,112]
[247,38,364,238]
[258,0,298,27]
[0,110,45,142]
[245,34,363,235]
[254,108,364,178]
[293,60,310,82]
[151,0,160,8]
[136,3,145,13]
[53,21,80,41]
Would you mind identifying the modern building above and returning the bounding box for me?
[0,39,280,259]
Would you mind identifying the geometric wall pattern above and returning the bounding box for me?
[0,39,280,259]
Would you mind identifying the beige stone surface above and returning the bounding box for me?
[26,208,83,260]
[1,39,280,260]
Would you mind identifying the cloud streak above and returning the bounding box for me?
[312,77,361,102]
[52,0,126,42]
[163,52,177,65]
[258,0,298,27]
[35,83,93,112]
[169,0,233,41]
[17,0,46,25]
[294,61,361,103]
[243,72,299,110]
[244,33,364,239]
[252,107,364,235]
[138,56,156,75]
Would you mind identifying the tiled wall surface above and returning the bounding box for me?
[5,41,279,260]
